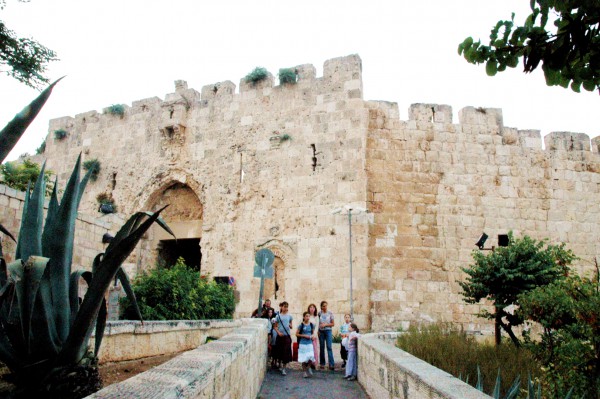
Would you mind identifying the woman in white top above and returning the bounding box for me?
[307,303,319,368]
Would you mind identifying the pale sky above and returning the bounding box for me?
[1,0,598,161]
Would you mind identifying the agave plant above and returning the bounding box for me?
[0,78,63,248]
[0,155,174,397]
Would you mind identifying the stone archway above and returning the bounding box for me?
[256,240,296,304]
[263,256,285,302]
[139,182,203,273]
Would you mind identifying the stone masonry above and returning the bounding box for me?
[32,54,600,333]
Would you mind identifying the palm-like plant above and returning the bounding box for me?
[0,79,175,397]
[0,156,174,397]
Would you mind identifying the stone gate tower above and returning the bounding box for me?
[41,55,600,333]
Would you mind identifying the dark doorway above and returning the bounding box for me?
[158,238,201,271]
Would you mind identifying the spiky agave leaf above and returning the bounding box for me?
[20,256,50,354]
[105,210,174,255]
[58,207,173,366]
[116,266,143,322]
[527,373,535,399]
[42,177,59,242]
[504,375,520,399]
[14,181,31,261]
[68,270,92,328]
[17,164,47,263]
[41,155,83,343]
[0,223,16,243]
[67,268,106,357]
[0,77,64,163]
[476,365,483,391]
[493,370,501,399]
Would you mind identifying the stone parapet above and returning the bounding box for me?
[86,318,268,399]
[92,319,242,363]
[359,332,490,399]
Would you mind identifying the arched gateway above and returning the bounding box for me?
[139,180,203,272]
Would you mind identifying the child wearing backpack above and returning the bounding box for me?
[296,311,316,378]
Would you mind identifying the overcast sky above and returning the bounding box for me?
[1,0,598,161]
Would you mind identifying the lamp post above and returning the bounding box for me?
[331,205,367,322]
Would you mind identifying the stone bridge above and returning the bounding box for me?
[86,318,490,398]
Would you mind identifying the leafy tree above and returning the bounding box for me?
[121,257,235,321]
[519,262,600,398]
[460,232,576,346]
[458,1,600,93]
[0,158,53,195]
[0,1,58,88]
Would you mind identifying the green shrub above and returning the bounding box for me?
[280,133,292,142]
[332,333,342,343]
[83,158,101,181]
[54,128,67,140]
[104,104,125,117]
[0,159,53,195]
[120,257,235,320]
[460,232,576,346]
[35,139,46,154]
[244,67,269,84]
[396,324,541,397]
[519,270,600,398]
[278,68,297,84]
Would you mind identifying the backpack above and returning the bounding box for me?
[299,322,314,336]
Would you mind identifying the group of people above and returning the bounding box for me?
[253,299,360,380]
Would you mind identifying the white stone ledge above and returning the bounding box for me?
[96,319,241,336]
[87,318,268,399]
[92,319,244,363]
[359,332,490,399]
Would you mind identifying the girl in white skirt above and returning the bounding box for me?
[344,323,360,381]
[296,311,316,378]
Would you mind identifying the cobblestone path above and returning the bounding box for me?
[258,343,369,399]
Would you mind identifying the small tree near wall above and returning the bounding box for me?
[460,232,576,346]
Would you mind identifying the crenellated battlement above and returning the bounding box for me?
[24,54,600,332]
[47,54,595,158]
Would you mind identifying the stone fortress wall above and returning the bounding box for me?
[39,54,600,332]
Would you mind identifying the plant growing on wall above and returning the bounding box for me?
[0,156,174,397]
[460,232,576,346]
[244,67,269,84]
[82,158,101,182]
[36,138,46,154]
[104,104,125,117]
[278,68,297,84]
[96,192,116,214]
[54,128,67,140]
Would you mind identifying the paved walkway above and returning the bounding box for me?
[258,343,369,399]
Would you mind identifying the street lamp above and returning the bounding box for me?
[331,205,367,322]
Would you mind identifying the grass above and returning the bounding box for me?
[278,68,297,84]
[104,104,125,117]
[245,67,268,84]
[53,129,67,140]
[396,324,542,397]
[36,139,46,154]
[83,158,101,181]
